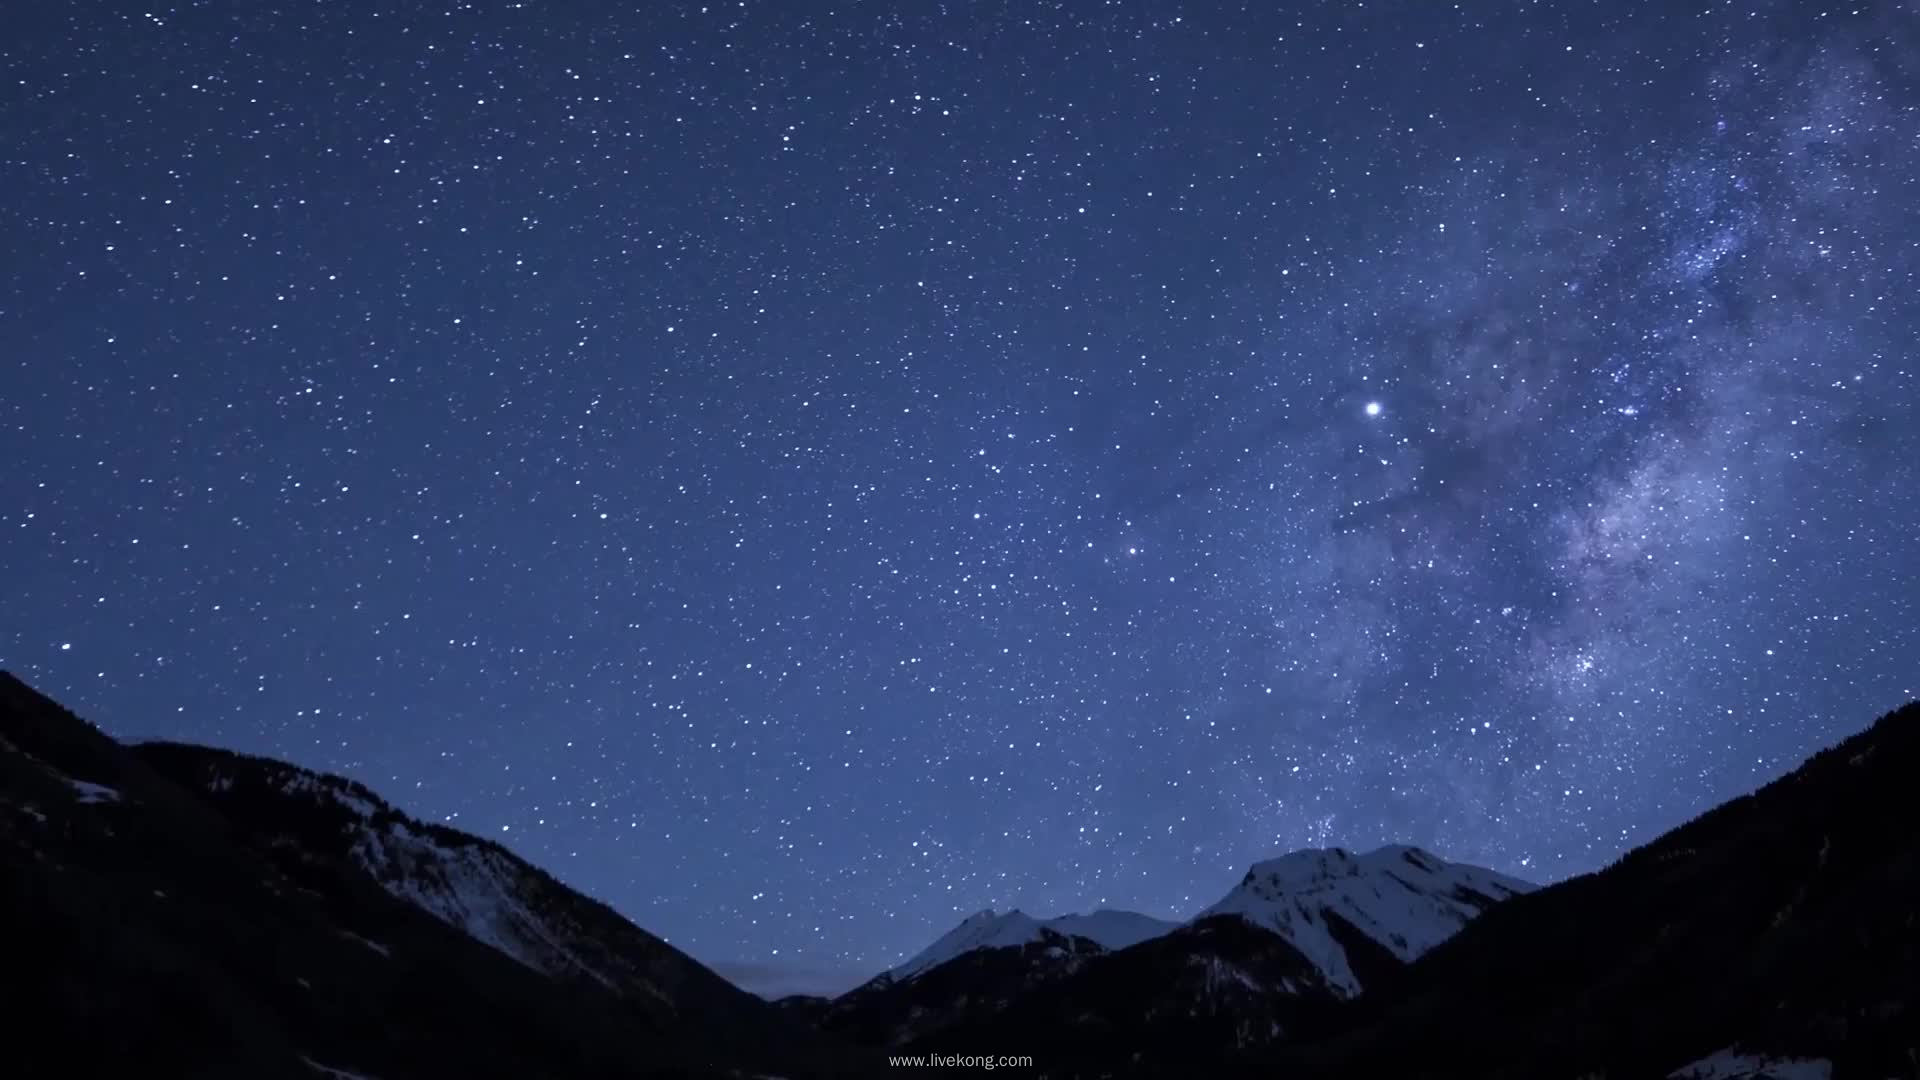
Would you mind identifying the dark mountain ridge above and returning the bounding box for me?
[128,737,763,1025]
[0,671,849,1079]
[880,701,1920,1078]
[836,843,1530,1060]
[1268,700,1920,1079]
[5,668,1917,1079]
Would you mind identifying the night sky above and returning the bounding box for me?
[4,1,1917,997]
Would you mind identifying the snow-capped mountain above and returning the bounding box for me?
[1264,700,1920,1080]
[1198,843,1533,996]
[871,846,1522,995]
[136,740,666,994]
[793,906,1179,1047]
[889,906,1177,980]
[0,672,840,1078]
[9,665,1919,1079]
[814,843,1532,1052]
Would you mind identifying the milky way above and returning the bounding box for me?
[3,2,1916,995]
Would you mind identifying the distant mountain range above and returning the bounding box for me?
[3,669,1915,1078]
[889,907,1181,981]
[788,842,1531,1053]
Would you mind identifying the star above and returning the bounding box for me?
[4,0,1914,999]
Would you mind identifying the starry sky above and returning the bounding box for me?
[4,1,1918,997]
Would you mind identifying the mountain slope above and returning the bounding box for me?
[890,703,1920,1076]
[12,662,1914,1079]
[893,848,1528,1064]
[1199,843,1532,997]
[1273,701,1920,1079]
[788,904,1182,1048]
[889,906,1177,981]
[793,907,1176,1048]
[914,913,1370,1065]
[811,927,1113,1047]
[130,738,763,1027]
[0,671,846,1079]
[815,844,1529,1055]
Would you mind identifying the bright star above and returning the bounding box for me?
[1365,401,1382,417]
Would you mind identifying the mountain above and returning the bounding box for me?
[890,907,1178,981]
[9,662,1917,1079]
[1198,843,1533,997]
[0,671,848,1079]
[890,846,1530,1064]
[1265,700,1920,1080]
[809,704,1920,1077]
[128,738,753,1017]
[812,844,1529,1054]
[783,907,1173,1047]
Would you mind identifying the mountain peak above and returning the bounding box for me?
[1240,843,1444,881]
[1206,844,1533,997]
[888,909,1046,980]
[0,672,818,1077]
[888,906,1178,981]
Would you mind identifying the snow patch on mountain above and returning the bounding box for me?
[192,753,387,820]
[302,1056,382,1080]
[1045,910,1178,950]
[152,746,647,994]
[4,735,128,806]
[338,929,392,958]
[281,770,382,819]
[1668,1048,1833,1080]
[1199,844,1532,997]
[1192,953,1266,995]
[352,820,611,987]
[67,777,121,804]
[890,907,1176,980]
